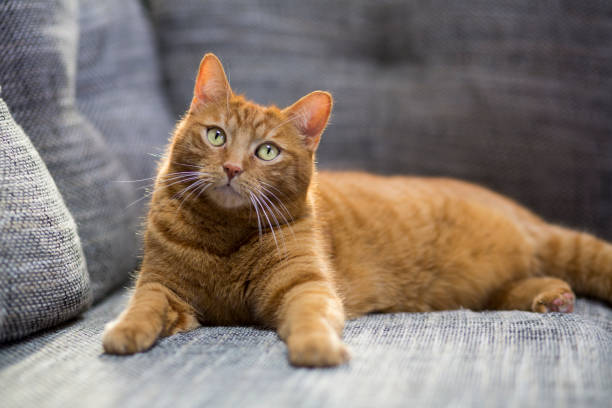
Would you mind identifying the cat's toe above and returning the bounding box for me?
[532,290,575,313]
[287,333,350,367]
[102,320,158,355]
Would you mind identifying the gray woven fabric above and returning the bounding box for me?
[76,0,174,182]
[148,0,612,240]
[0,94,91,342]
[0,0,140,302]
[0,287,610,407]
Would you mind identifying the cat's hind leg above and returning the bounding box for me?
[487,277,575,313]
[102,282,200,354]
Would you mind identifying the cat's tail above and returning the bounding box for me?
[536,225,612,303]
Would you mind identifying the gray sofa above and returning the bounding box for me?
[1,1,611,407]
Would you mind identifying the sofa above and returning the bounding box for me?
[1,1,611,406]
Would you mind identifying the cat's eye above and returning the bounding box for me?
[256,143,280,161]
[206,127,226,146]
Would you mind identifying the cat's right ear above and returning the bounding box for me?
[190,53,231,111]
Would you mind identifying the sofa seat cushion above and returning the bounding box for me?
[1,287,610,406]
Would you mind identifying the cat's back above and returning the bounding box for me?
[314,171,543,315]
[315,171,541,225]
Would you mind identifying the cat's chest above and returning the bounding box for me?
[170,249,260,325]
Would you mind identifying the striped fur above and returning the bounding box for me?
[103,54,612,366]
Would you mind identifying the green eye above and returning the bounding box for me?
[256,143,280,161]
[206,127,226,146]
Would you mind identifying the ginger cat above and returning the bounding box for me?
[103,53,612,367]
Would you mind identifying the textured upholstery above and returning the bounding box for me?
[1,0,612,406]
[148,0,612,240]
[1,287,610,407]
[76,0,174,182]
[0,0,174,303]
[0,0,138,302]
[0,94,91,342]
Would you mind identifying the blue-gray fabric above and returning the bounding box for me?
[0,288,610,407]
[0,0,136,302]
[76,0,174,182]
[148,0,612,240]
[0,94,91,342]
[1,0,612,406]
[0,0,173,303]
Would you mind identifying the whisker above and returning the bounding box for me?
[249,191,263,242]
[125,174,203,208]
[257,182,296,238]
[256,190,286,251]
[251,193,279,252]
[148,152,203,169]
[193,181,213,203]
[114,170,202,185]
[259,184,295,224]
[155,174,204,190]
[114,176,157,183]
[258,188,296,241]
[260,181,291,201]
[177,180,211,212]
[135,172,209,191]
[172,177,211,202]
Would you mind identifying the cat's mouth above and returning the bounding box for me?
[216,184,241,196]
[208,183,248,208]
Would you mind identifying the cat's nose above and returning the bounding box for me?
[223,163,243,181]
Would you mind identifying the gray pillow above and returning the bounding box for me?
[0,0,139,302]
[0,94,91,342]
[76,0,175,183]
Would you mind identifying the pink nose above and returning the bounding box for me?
[223,163,243,181]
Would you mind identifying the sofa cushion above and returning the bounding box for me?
[76,0,175,183]
[0,93,91,342]
[0,287,610,406]
[0,0,140,302]
[147,0,612,240]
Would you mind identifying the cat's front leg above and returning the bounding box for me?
[102,281,200,355]
[258,274,349,367]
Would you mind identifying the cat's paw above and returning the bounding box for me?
[102,319,158,355]
[532,289,575,313]
[287,332,350,367]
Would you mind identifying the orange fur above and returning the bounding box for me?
[103,53,612,366]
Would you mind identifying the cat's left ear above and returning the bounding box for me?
[283,91,333,152]
[190,53,232,111]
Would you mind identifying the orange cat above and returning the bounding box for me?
[103,53,612,367]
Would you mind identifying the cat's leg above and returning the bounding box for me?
[102,282,200,354]
[258,275,349,367]
[279,281,349,367]
[487,277,575,313]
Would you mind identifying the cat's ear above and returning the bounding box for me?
[283,91,333,152]
[190,53,231,111]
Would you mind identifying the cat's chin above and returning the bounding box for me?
[207,185,249,209]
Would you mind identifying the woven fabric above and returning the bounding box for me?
[0,94,91,342]
[0,0,140,302]
[76,0,174,183]
[0,287,610,407]
[148,0,612,240]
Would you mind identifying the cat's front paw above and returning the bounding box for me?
[287,332,350,367]
[102,319,159,355]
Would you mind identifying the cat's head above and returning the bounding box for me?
[164,53,332,213]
